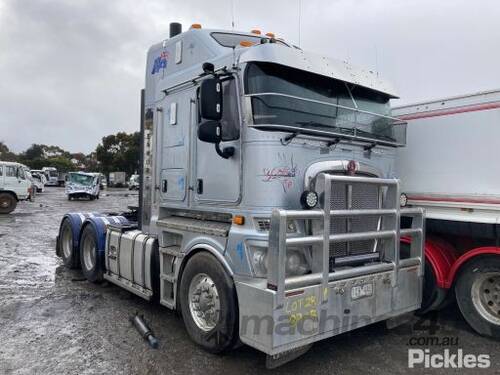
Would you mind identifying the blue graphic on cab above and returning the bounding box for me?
[151,51,169,74]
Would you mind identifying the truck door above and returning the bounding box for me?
[158,88,191,207]
[195,78,240,203]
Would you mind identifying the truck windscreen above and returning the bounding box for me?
[69,173,94,186]
[245,62,406,146]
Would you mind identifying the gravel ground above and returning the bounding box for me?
[0,188,498,374]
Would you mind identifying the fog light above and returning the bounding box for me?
[300,190,318,209]
[400,193,408,207]
[286,250,309,276]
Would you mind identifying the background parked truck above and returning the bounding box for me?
[56,23,424,366]
[395,89,500,338]
[108,171,126,187]
[0,161,32,213]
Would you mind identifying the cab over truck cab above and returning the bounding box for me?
[57,23,424,366]
[0,161,32,214]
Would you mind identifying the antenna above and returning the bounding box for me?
[231,0,235,29]
[298,0,302,47]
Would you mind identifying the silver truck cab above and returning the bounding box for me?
[59,23,425,364]
[138,24,424,357]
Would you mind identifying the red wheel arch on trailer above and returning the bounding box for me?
[444,247,500,288]
[403,236,500,289]
[401,236,458,289]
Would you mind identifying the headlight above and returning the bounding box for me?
[248,245,310,278]
[300,190,318,209]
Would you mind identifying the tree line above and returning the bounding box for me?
[0,131,140,177]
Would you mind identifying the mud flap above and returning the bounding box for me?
[265,344,313,369]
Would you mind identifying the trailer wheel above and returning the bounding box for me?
[0,193,17,214]
[179,252,238,353]
[60,218,79,268]
[455,256,500,338]
[79,224,104,283]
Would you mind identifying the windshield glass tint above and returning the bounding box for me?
[69,173,94,186]
[245,62,406,146]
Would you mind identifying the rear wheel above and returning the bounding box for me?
[456,256,500,338]
[179,252,238,353]
[60,218,79,268]
[0,193,17,214]
[79,224,104,283]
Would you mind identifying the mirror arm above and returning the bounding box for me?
[214,143,235,159]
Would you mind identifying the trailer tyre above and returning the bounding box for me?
[60,218,79,269]
[179,252,238,353]
[455,256,500,338]
[79,224,104,283]
[0,193,17,214]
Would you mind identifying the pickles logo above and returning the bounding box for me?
[151,51,169,74]
[408,349,490,369]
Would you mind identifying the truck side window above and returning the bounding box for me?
[5,166,16,177]
[220,79,240,141]
[198,78,240,141]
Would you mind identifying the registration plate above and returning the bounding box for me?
[351,283,373,300]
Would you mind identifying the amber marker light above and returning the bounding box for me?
[233,215,245,225]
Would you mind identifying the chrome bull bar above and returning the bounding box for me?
[267,174,425,307]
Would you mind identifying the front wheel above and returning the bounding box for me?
[79,224,104,283]
[179,252,238,353]
[0,193,17,214]
[455,256,500,338]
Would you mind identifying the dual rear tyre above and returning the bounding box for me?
[59,218,103,282]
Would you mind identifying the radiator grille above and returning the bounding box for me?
[328,179,382,260]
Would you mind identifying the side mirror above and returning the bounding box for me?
[198,120,221,144]
[199,77,223,121]
[198,120,235,159]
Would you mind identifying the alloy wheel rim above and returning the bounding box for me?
[62,225,73,259]
[83,234,96,271]
[188,273,220,331]
[471,272,500,325]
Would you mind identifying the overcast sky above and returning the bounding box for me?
[1,0,499,154]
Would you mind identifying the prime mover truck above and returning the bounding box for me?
[395,89,500,338]
[56,23,424,365]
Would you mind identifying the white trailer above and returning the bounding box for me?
[394,89,500,337]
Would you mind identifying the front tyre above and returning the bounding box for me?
[79,224,104,283]
[0,193,17,214]
[179,252,238,353]
[455,256,500,338]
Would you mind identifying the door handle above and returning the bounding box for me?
[197,179,203,194]
[162,180,168,193]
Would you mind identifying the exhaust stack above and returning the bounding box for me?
[169,22,182,38]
